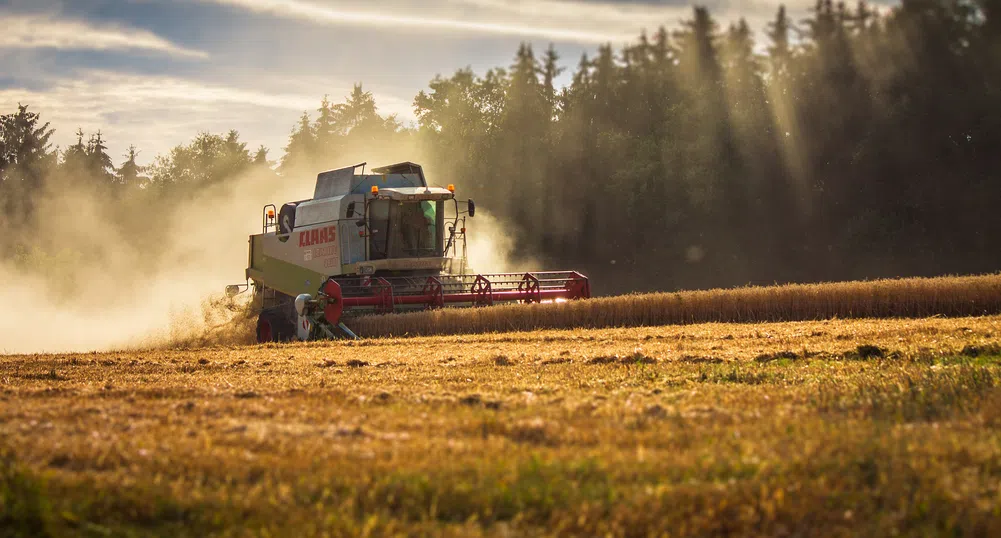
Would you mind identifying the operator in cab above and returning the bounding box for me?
[400,202,435,256]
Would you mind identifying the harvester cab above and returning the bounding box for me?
[239,161,590,342]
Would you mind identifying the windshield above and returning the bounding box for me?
[369,200,442,260]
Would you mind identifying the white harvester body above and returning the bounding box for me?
[231,161,589,342]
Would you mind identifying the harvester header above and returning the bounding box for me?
[230,162,590,342]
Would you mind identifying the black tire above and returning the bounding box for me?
[256,310,296,343]
[278,203,298,242]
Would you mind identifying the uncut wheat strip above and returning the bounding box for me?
[349,274,1001,337]
[352,275,999,335]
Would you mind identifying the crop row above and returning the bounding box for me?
[351,273,1001,337]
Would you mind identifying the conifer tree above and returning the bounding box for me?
[61,128,89,174]
[253,146,271,167]
[280,112,316,174]
[86,130,115,182]
[767,5,794,76]
[116,145,146,187]
[0,104,55,218]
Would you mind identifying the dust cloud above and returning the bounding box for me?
[0,168,303,354]
[463,210,539,274]
[0,141,525,354]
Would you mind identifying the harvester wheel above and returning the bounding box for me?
[256,311,295,343]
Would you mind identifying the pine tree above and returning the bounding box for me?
[674,6,730,205]
[590,44,618,122]
[723,19,758,78]
[541,44,563,118]
[332,84,399,151]
[253,145,271,167]
[767,5,794,76]
[0,104,55,184]
[0,104,55,218]
[675,6,723,84]
[571,52,590,89]
[61,128,89,174]
[220,129,252,179]
[280,112,316,175]
[314,95,339,159]
[116,145,147,188]
[86,130,115,182]
[336,84,378,134]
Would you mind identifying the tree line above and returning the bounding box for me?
[3,0,1001,294]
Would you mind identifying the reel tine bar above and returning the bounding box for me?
[422,276,445,310]
[373,277,395,314]
[471,275,494,307]
[518,273,542,304]
[327,271,590,324]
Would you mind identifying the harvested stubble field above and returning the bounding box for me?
[4,315,1001,537]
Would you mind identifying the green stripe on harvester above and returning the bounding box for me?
[249,255,329,298]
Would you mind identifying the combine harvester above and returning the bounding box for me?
[229,162,590,342]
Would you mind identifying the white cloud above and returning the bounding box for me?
[452,0,686,28]
[199,0,794,46]
[200,0,666,44]
[0,71,412,163]
[0,13,208,59]
[463,0,792,26]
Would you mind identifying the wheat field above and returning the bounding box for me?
[4,314,1001,536]
[350,274,1001,338]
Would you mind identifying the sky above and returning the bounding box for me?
[0,0,819,166]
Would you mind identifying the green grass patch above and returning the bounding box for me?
[0,448,54,538]
[697,365,776,385]
[813,366,1001,421]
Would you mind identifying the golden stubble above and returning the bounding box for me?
[2,315,1001,535]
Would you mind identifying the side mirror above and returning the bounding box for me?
[467,199,476,217]
[355,219,366,227]
[346,202,356,218]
